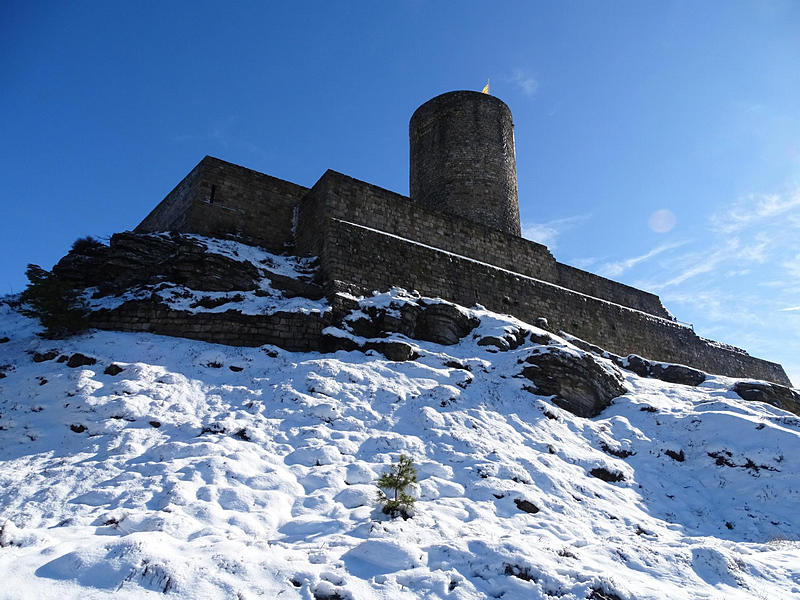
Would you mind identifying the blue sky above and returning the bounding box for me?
[2,1,799,384]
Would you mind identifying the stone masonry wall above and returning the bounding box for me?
[409,91,521,236]
[298,170,671,318]
[89,300,327,351]
[136,156,308,253]
[554,263,669,317]
[320,218,790,385]
[135,160,199,233]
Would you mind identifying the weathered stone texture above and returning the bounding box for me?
[319,218,791,385]
[136,156,308,252]
[733,381,800,416]
[54,232,262,294]
[554,263,670,319]
[521,348,627,418]
[89,299,326,351]
[410,91,521,236]
[296,170,670,319]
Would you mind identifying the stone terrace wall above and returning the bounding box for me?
[320,218,790,385]
[297,170,671,318]
[555,263,669,318]
[89,300,327,351]
[136,156,308,253]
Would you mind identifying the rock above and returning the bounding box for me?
[321,331,418,362]
[513,498,539,514]
[0,337,9,344]
[664,449,685,462]
[622,355,705,386]
[520,348,626,418]
[589,467,624,483]
[33,350,59,362]
[476,328,527,351]
[70,424,87,433]
[53,232,262,294]
[733,381,800,416]
[103,363,124,376]
[66,353,97,368]
[564,336,707,387]
[414,302,479,345]
[365,340,418,362]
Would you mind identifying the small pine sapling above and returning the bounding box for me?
[376,454,417,519]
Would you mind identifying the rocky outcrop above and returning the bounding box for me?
[733,381,800,416]
[619,354,706,387]
[566,336,706,387]
[342,298,479,346]
[54,232,262,294]
[521,348,627,418]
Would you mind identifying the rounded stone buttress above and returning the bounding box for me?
[409,90,521,236]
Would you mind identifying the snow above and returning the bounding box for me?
[2,254,800,598]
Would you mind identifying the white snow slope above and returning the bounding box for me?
[1,247,800,599]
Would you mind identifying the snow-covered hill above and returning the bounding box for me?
[2,243,800,599]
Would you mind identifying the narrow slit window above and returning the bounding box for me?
[209,185,217,203]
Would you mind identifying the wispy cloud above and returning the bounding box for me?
[598,241,687,278]
[780,306,800,312]
[710,189,800,234]
[521,214,590,249]
[509,69,538,96]
[661,289,765,327]
[783,253,800,279]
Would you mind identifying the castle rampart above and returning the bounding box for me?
[124,91,791,386]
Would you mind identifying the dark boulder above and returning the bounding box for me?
[104,363,124,376]
[622,354,705,386]
[476,328,529,351]
[66,353,97,368]
[733,381,800,416]
[365,340,418,362]
[32,350,59,363]
[414,302,479,345]
[521,348,626,417]
[321,333,418,362]
[513,498,540,514]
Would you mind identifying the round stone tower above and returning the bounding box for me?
[409,90,521,236]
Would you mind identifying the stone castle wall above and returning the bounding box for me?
[131,156,789,385]
[296,169,671,319]
[136,156,308,253]
[318,218,790,385]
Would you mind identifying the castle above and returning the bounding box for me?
[133,90,790,385]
